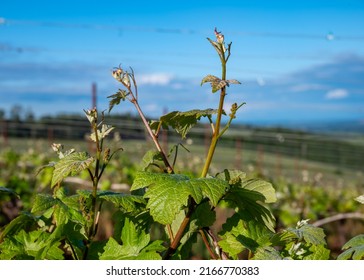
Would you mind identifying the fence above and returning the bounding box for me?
[1,118,363,172]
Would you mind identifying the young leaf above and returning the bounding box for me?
[226,79,241,85]
[98,191,146,213]
[90,124,115,142]
[252,246,283,260]
[32,191,85,226]
[0,230,64,260]
[201,76,240,93]
[211,79,227,93]
[218,212,273,258]
[51,152,94,187]
[31,194,57,214]
[241,178,277,204]
[131,171,229,224]
[221,178,276,232]
[201,74,220,86]
[287,223,326,245]
[120,217,150,255]
[301,244,330,260]
[99,218,164,260]
[337,234,364,260]
[140,150,164,171]
[107,90,129,113]
[207,37,223,57]
[149,109,222,139]
[216,169,246,185]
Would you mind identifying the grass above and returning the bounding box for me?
[2,136,363,188]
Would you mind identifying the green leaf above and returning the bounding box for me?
[149,109,221,139]
[51,152,94,187]
[0,212,37,241]
[120,217,150,255]
[0,230,64,260]
[31,194,57,213]
[98,191,146,213]
[217,171,276,203]
[191,201,216,228]
[35,162,56,177]
[71,190,146,214]
[99,218,164,260]
[140,150,164,171]
[287,224,326,245]
[222,179,276,232]
[338,234,364,260]
[216,169,246,185]
[0,186,20,198]
[90,124,115,142]
[53,202,69,225]
[131,171,229,224]
[218,212,273,259]
[241,178,276,204]
[107,90,129,112]
[253,246,283,260]
[302,244,330,260]
[218,233,244,259]
[32,192,85,226]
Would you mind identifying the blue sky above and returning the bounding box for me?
[1,0,364,126]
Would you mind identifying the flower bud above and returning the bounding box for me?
[214,28,224,44]
[112,68,124,83]
[51,143,63,153]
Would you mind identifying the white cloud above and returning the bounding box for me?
[290,83,325,92]
[325,88,349,100]
[138,73,174,86]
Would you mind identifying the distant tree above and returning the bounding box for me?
[24,108,35,122]
[10,105,23,122]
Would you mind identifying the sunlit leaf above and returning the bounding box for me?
[252,246,283,260]
[51,152,94,187]
[149,109,221,139]
[226,79,241,85]
[31,194,57,213]
[201,74,220,86]
[107,90,129,112]
[99,218,164,260]
[131,171,228,224]
[90,124,115,142]
[287,224,326,245]
[140,150,164,171]
[211,79,227,93]
[0,230,64,260]
[97,191,146,213]
[218,212,273,258]
[302,244,330,260]
[207,37,223,57]
[241,178,277,204]
[338,234,364,260]
[216,169,246,185]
